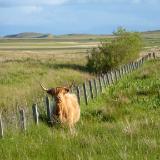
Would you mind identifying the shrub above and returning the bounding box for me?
[87,27,143,74]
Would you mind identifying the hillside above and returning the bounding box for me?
[4,32,54,39]
[3,32,112,40]
[3,30,160,39]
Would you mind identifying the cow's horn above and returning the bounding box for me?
[40,83,48,91]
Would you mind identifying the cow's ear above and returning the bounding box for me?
[64,87,69,93]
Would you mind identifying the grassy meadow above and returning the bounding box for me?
[0,31,160,159]
[142,31,160,47]
[0,60,160,160]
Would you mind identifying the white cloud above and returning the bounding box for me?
[0,0,159,8]
[0,0,70,7]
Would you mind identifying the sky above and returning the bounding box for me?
[0,0,160,36]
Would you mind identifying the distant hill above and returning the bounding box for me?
[142,30,160,34]
[4,32,54,38]
[3,30,160,39]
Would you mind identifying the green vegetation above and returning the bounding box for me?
[0,60,160,160]
[0,30,159,159]
[87,28,143,73]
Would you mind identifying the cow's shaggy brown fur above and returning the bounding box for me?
[41,85,80,129]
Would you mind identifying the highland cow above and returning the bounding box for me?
[40,83,80,130]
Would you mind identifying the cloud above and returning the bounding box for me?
[0,0,159,35]
[0,0,159,8]
[0,0,70,7]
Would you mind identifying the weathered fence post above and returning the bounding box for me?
[104,74,108,86]
[46,96,52,122]
[153,52,156,59]
[101,75,106,87]
[118,67,123,78]
[124,65,128,74]
[83,82,88,105]
[32,104,39,125]
[93,79,98,97]
[117,69,121,79]
[114,70,118,81]
[142,58,144,64]
[98,77,103,92]
[76,86,81,105]
[133,62,136,70]
[0,115,4,138]
[107,72,112,85]
[110,71,115,83]
[130,63,132,72]
[121,66,125,75]
[19,109,26,131]
[138,60,140,68]
[148,53,152,59]
[127,64,130,73]
[89,80,94,99]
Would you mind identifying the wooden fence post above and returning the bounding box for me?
[110,71,114,83]
[19,109,26,131]
[32,104,39,125]
[130,63,132,72]
[104,74,108,86]
[136,61,138,68]
[83,82,88,105]
[76,86,81,105]
[46,96,52,122]
[117,69,121,79]
[133,62,136,70]
[93,79,98,97]
[142,57,144,64]
[114,70,118,81]
[124,65,128,74]
[107,72,112,85]
[118,68,122,78]
[89,80,94,99]
[138,60,140,68]
[130,62,133,72]
[127,64,130,73]
[0,115,4,138]
[121,66,125,75]
[98,76,103,92]
[153,52,156,59]
[148,53,152,59]
[102,75,106,87]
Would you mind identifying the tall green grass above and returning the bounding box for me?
[0,60,159,160]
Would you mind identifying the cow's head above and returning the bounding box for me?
[40,82,74,97]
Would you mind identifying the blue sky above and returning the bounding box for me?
[0,0,160,35]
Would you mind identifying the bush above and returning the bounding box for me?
[87,27,143,74]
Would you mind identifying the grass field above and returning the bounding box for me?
[142,31,160,47]
[0,34,115,113]
[0,31,159,113]
[0,60,159,160]
[0,31,160,159]
[0,50,93,112]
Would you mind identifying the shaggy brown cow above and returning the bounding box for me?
[40,83,80,130]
